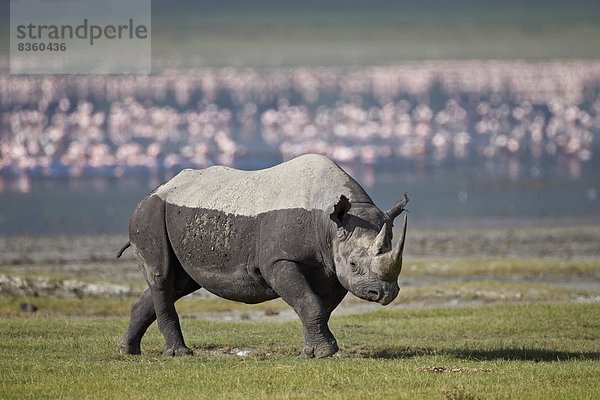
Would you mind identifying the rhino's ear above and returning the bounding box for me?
[329,195,351,228]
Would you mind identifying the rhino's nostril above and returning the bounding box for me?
[368,290,381,301]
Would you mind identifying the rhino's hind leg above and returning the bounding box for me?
[125,195,195,356]
[151,276,193,357]
[119,288,152,355]
[119,278,201,355]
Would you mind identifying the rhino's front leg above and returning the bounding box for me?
[262,260,338,358]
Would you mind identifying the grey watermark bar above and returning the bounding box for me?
[10,0,151,74]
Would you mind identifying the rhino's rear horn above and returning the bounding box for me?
[369,223,388,256]
[385,193,409,223]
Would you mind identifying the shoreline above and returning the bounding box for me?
[1,223,599,264]
[1,224,598,318]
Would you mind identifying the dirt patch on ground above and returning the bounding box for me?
[418,366,492,373]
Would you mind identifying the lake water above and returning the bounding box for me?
[1,156,598,235]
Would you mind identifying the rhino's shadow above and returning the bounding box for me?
[360,347,600,362]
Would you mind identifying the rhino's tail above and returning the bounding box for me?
[116,241,131,258]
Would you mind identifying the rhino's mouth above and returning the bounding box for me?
[341,275,399,305]
[355,281,399,305]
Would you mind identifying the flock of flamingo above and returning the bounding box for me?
[1,61,599,187]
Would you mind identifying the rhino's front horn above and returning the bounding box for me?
[386,193,409,223]
[378,214,408,279]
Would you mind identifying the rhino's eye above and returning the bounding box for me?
[349,261,359,273]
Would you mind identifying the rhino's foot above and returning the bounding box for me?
[302,339,339,358]
[163,345,193,357]
[118,334,141,355]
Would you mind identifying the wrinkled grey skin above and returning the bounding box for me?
[117,154,408,358]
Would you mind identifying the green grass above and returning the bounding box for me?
[403,258,600,279]
[1,256,598,397]
[0,295,291,317]
[1,303,599,399]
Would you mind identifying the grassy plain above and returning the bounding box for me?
[1,229,599,399]
[1,303,599,399]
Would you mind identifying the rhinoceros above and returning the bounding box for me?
[117,154,408,358]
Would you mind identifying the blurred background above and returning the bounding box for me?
[0,0,599,234]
